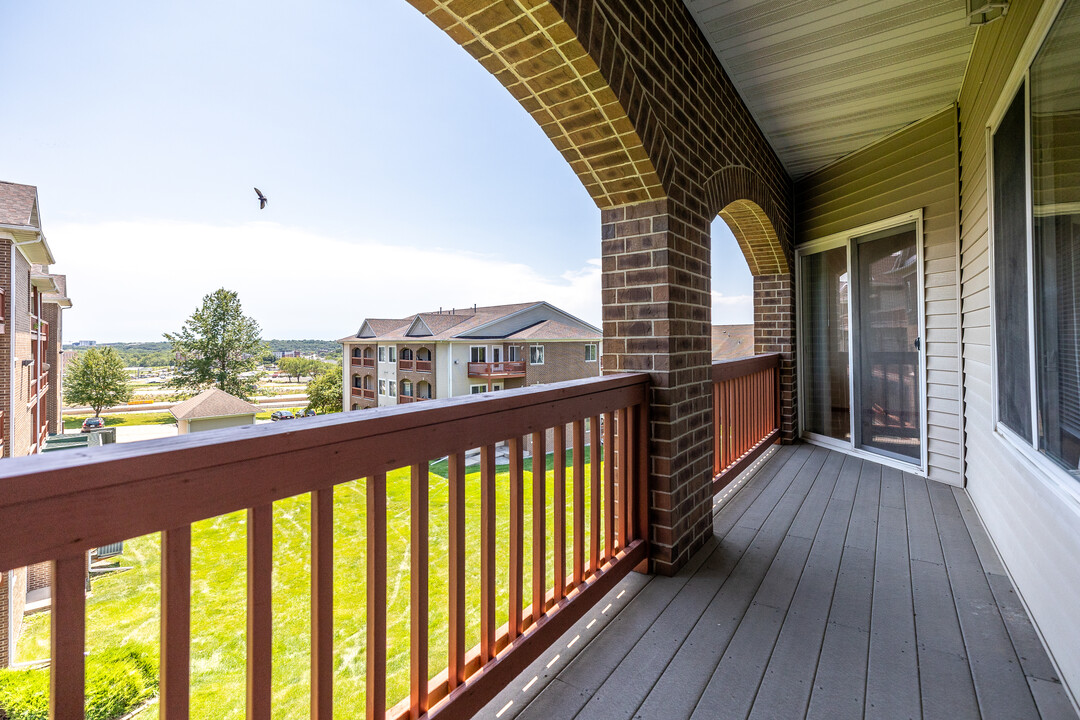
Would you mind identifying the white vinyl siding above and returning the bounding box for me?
[959,0,1080,696]
[795,105,961,484]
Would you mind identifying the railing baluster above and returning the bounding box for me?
[572,420,585,586]
[589,415,601,574]
[247,503,273,720]
[553,425,567,601]
[509,438,524,640]
[448,453,466,688]
[312,488,333,720]
[617,408,630,548]
[531,430,546,624]
[162,526,191,720]
[603,411,615,560]
[410,464,429,717]
[635,403,649,544]
[480,445,497,661]
[366,475,387,720]
[51,553,86,720]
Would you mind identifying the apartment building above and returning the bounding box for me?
[0,181,71,667]
[340,301,601,410]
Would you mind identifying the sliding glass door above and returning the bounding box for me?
[798,218,925,467]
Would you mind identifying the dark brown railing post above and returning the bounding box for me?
[409,465,429,718]
[366,475,387,720]
[162,525,191,720]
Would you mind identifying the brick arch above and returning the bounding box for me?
[704,166,790,276]
[403,0,664,207]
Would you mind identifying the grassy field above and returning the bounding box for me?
[17,450,602,719]
[63,412,178,430]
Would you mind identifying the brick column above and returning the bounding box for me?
[601,198,713,576]
[754,274,797,442]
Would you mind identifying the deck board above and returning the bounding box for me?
[493,445,1077,720]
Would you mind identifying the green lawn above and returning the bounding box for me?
[63,413,178,430]
[16,450,604,719]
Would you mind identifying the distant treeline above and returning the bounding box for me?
[62,339,342,368]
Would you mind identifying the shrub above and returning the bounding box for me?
[0,644,158,720]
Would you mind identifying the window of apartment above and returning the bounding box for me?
[507,345,520,362]
[389,382,397,398]
[530,344,545,365]
[401,380,412,396]
[379,379,386,396]
[585,344,598,362]
[470,346,487,363]
[378,346,386,363]
[388,346,396,363]
[470,385,486,394]
[991,0,1080,476]
[353,375,362,388]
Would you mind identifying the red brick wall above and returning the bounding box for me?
[754,275,796,442]
[408,0,796,574]
[26,562,51,593]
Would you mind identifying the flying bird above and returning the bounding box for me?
[254,187,268,210]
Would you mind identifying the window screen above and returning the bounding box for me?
[1032,0,1080,472]
[993,86,1033,441]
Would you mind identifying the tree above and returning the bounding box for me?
[278,356,306,382]
[164,288,266,401]
[63,347,132,417]
[306,362,342,414]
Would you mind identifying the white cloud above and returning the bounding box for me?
[712,291,753,325]
[49,220,603,342]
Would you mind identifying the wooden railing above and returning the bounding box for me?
[352,387,376,400]
[468,361,526,378]
[398,359,414,371]
[0,374,649,719]
[351,357,375,368]
[712,354,781,492]
[415,360,432,373]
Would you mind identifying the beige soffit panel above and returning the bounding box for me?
[683,0,978,179]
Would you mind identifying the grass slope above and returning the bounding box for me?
[17,451,604,719]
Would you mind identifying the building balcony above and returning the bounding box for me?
[398,359,414,371]
[0,357,1070,719]
[352,387,375,401]
[469,361,526,379]
[351,357,376,369]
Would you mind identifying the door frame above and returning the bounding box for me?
[795,209,929,476]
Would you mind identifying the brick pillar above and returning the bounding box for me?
[754,274,797,442]
[601,198,713,576]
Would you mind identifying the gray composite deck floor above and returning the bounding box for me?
[484,444,1078,720]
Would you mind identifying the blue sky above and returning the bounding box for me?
[0,0,752,342]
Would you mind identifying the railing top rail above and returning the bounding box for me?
[711,353,781,383]
[0,373,649,571]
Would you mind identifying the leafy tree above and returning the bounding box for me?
[308,359,335,377]
[278,356,307,382]
[164,288,266,401]
[306,362,342,414]
[63,347,132,417]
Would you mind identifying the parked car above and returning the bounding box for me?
[270,410,295,421]
[81,417,106,433]
[302,409,316,417]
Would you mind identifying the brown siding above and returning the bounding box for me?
[522,342,600,386]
